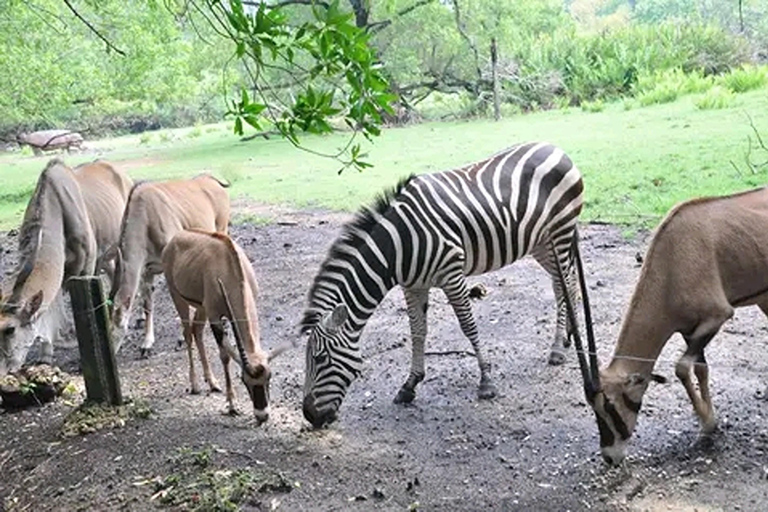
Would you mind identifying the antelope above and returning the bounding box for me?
[108,174,230,355]
[566,187,768,466]
[0,159,132,375]
[162,229,291,423]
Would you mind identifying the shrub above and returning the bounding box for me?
[717,65,768,93]
[581,99,605,112]
[695,86,737,110]
[139,133,152,144]
[637,82,680,106]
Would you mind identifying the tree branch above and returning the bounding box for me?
[62,0,125,56]
[368,0,437,34]
[451,0,482,87]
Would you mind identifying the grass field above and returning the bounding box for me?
[1,87,768,231]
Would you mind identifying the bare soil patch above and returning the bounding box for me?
[1,206,767,511]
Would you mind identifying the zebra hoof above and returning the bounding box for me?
[393,387,416,404]
[477,383,497,400]
[548,350,567,366]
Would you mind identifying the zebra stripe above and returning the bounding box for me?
[301,141,585,427]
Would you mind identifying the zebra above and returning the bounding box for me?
[301,141,585,428]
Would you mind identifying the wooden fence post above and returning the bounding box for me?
[69,276,123,405]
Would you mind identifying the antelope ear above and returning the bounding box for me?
[20,291,43,324]
[321,304,348,333]
[650,373,667,384]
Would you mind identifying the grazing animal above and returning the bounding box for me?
[73,160,133,281]
[108,175,230,355]
[301,142,585,428]
[162,229,288,423]
[577,187,768,465]
[0,159,132,375]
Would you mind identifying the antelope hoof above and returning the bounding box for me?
[190,386,201,396]
[478,382,497,400]
[139,348,152,359]
[209,381,222,393]
[394,387,416,404]
[134,318,146,329]
[701,414,718,435]
[227,406,241,417]
[548,349,567,366]
[176,339,184,351]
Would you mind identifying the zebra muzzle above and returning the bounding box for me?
[303,394,337,428]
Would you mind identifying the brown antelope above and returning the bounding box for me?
[0,159,132,375]
[108,175,230,355]
[566,187,768,465]
[162,229,291,424]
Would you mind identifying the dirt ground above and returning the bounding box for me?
[1,205,767,512]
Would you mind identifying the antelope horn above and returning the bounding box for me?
[572,227,600,388]
[217,278,253,373]
[551,236,594,400]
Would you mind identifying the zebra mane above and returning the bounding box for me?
[300,173,416,333]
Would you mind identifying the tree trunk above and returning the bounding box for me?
[491,37,500,121]
[348,0,370,28]
[739,0,744,33]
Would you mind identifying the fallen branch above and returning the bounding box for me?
[425,350,476,358]
[239,130,280,142]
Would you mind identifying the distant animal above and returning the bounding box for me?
[162,229,290,423]
[301,142,585,428]
[108,175,230,355]
[0,159,132,375]
[581,187,768,465]
[17,130,84,155]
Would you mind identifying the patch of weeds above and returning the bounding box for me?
[139,133,152,145]
[637,82,680,106]
[60,399,152,437]
[622,98,635,111]
[580,99,604,113]
[158,131,171,143]
[19,145,34,157]
[148,447,292,510]
[188,125,203,138]
[717,64,768,93]
[0,186,35,205]
[695,86,737,110]
[232,212,272,227]
[206,126,219,133]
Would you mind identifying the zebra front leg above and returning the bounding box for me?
[533,247,579,366]
[443,276,497,400]
[394,288,429,404]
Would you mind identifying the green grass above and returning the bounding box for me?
[1,91,768,230]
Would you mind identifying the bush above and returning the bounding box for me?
[581,99,605,112]
[717,64,768,93]
[637,82,680,106]
[695,86,737,110]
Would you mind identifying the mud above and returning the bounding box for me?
[1,206,767,511]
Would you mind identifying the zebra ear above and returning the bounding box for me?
[321,305,348,333]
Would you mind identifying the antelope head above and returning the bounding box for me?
[218,278,281,426]
[0,290,44,376]
[556,236,667,466]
